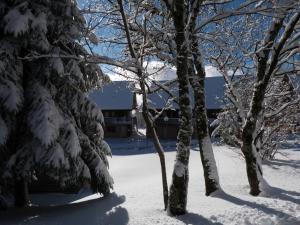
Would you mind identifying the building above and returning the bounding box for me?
[146,77,225,139]
[89,81,138,138]
[90,77,226,139]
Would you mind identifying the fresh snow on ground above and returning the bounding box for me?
[0,141,299,225]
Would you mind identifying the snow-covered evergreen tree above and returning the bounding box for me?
[0,0,113,207]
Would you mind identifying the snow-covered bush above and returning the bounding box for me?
[213,75,300,159]
[0,0,113,207]
[212,77,252,147]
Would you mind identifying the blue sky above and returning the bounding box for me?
[77,0,260,80]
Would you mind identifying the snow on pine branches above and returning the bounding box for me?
[0,0,112,206]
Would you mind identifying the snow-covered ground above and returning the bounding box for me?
[0,141,299,225]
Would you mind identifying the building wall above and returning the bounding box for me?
[105,124,132,138]
[147,109,221,139]
[155,124,179,140]
[102,110,133,138]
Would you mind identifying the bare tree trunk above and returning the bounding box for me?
[116,0,169,210]
[190,72,220,195]
[240,13,300,195]
[14,178,30,207]
[167,0,193,215]
[241,82,266,196]
[140,80,169,210]
[187,0,220,196]
[131,93,139,137]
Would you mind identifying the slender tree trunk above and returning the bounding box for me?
[189,25,221,195]
[10,111,30,207]
[184,0,221,196]
[168,0,193,215]
[14,178,30,207]
[190,73,220,195]
[131,93,139,137]
[117,0,169,210]
[240,13,298,196]
[140,80,169,210]
[241,81,267,196]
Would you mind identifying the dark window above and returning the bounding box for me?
[106,126,116,133]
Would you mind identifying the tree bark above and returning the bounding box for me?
[190,71,220,195]
[241,79,267,195]
[168,0,193,215]
[240,13,300,195]
[117,0,169,210]
[14,178,30,207]
[187,1,221,196]
[140,79,169,210]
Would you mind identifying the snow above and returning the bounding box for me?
[148,77,225,110]
[51,58,64,75]
[107,61,223,81]
[202,135,220,184]
[73,93,104,123]
[47,143,66,169]
[174,160,186,177]
[92,78,225,111]
[89,81,134,110]
[82,164,91,180]
[205,65,223,77]
[63,123,81,159]
[1,142,299,225]
[27,83,63,147]
[31,12,47,33]
[101,140,112,156]
[4,3,33,37]
[0,79,23,113]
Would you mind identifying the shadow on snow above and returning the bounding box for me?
[177,212,223,225]
[265,158,300,170]
[0,192,129,225]
[212,190,299,224]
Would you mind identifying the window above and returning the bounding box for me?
[106,126,116,133]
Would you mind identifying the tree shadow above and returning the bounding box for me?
[266,159,300,169]
[212,191,299,224]
[29,190,97,206]
[261,184,300,205]
[177,212,223,225]
[0,192,129,225]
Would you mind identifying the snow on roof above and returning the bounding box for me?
[205,76,226,109]
[89,77,226,110]
[89,81,135,110]
[148,77,225,110]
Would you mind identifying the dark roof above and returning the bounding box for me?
[89,77,226,110]
[89,81,135,110]
[205,76,226,109]
[148,77,225,109]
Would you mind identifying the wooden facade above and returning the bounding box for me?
[147,109,221,139]
[102,110,133,138]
